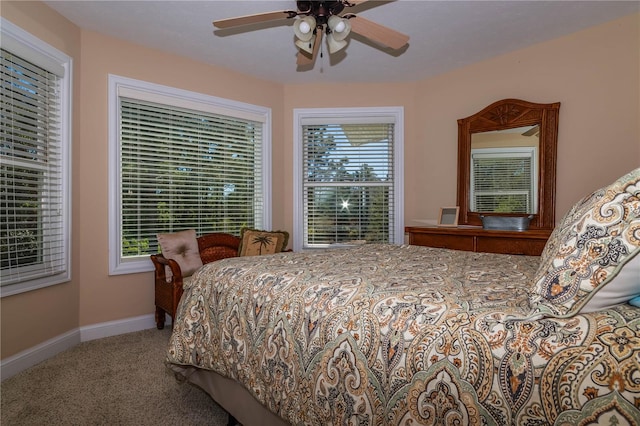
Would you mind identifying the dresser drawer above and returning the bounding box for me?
[406,226,551,256]
[409,233,474,251]
[476,236,546,256]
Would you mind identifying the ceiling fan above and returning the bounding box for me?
[213,1,410,67]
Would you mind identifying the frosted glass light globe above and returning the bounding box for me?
[299,21,311,34]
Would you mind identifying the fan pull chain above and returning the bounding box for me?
[320,37,325,73]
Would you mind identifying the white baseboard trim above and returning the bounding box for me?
[79,313,159,342]
[1,313,170,381]
[0,328,80,382]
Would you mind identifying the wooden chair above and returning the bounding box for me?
[150,232,241,329]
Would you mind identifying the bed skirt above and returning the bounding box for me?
[168,364,289,426]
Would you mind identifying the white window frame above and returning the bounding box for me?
[108,75,271,275]
[470,146,538,213]
[293,107,404,252]
[0,18,73,297]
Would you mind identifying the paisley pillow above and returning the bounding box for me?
[528,168,640,317]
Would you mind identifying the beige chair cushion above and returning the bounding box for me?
[157,229,203,279]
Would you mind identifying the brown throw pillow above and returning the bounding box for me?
[238,228,289,257]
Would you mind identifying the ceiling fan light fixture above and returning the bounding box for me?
[294,16,317,41]
[327,15,351,41]
[214,1,410,67]
[296,1,312,13]
[327,33,347,54]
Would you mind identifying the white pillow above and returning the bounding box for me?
[579,252,640,312]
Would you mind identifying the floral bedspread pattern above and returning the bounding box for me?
[166,244,640,425]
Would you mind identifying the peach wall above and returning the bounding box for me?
[281,14,639,231]
[1,0,638,361]
[409,13,640,221]
[1,2,81,359]
[75,31,284,329]
[1,1,285,358]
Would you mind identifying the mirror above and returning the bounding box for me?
[456,99,560,230]
[470,126,540,214]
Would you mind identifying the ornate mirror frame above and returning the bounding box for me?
[456,98,560,230]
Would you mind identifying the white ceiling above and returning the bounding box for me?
[44,0,639,84]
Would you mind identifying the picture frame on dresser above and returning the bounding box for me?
[437,207,459,227]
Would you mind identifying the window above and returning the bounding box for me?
[1,19,72,297]
[470,147,538,213]
[108,75,271,275]
[293,107,404,251]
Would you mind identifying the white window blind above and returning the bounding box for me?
[302,122,395,247]
[1,23,71,296]
[118,98,264,259]
[470,148,537,213]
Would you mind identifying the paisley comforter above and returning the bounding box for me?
[166,244,640,425]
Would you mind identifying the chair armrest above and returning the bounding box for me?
[150,253,185,286]
[151,253,187,329]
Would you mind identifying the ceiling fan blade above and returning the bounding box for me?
[213,10,296,29]
[297,50,312,66]
[522,125,540,136]
[348,15,409,50]
[297,30,323,66]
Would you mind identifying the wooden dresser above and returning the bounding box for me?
[405,226,552,256]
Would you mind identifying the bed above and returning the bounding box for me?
[166,168,640,425]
